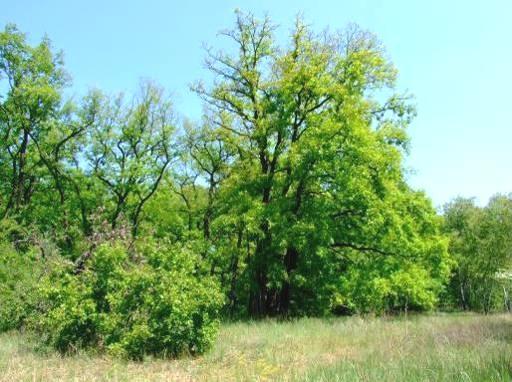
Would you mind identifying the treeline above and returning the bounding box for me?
[0,12,510,359]
[443,196,512,312]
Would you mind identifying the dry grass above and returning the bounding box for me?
[0,313,510,381]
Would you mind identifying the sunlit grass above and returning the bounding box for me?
[0,313,510,381]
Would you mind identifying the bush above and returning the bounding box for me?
[0,242,40,331]
[0,220,56,332]
[339,260,446,314]
[34,241,223,359]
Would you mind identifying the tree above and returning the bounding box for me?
[184,120,233,241]
[444,194,512,312]
[85,81,176,237]
[0,25,103,249]
[0,24,67,218]
[194,12,449,316]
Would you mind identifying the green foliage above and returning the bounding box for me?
[192,12,450,316]
[1,11,509,362]
[0,24,67,220]
[0,220,58,332]
[340,262,445,313]
[84,82,176,237]
[34,242,223,359]
[0,242,38,331]
[443,194,512,312]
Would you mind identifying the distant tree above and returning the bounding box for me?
[444,194,512,312]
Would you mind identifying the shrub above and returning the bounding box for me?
[0,242,39,331]
[339,260,446,314]
[34,241,223,359]
[0,219,59,333]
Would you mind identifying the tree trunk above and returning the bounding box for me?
[249,219,272,317]
[278,246,299,315]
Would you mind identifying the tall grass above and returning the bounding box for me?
[0,313,510,381]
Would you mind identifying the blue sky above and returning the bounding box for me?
[2,0,510,208]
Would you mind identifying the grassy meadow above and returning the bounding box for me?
[0,313,510,382]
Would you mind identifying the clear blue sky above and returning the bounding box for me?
[2,0,511,208]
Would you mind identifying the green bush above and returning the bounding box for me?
[339,260,446,314]
[34,241,223,359]
[0,219,58,333]
[0,242,40,331]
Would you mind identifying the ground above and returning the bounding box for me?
[0,313,511,381]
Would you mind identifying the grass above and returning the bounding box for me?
[0,313,511,381]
